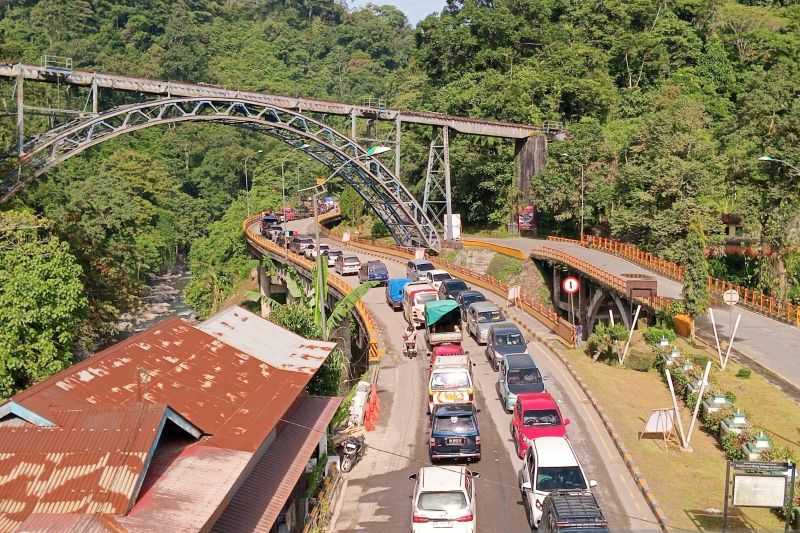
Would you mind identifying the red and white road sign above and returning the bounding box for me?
[562,276,580,294]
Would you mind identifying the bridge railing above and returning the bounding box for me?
[243,213,383,362]
[566,235,800,326]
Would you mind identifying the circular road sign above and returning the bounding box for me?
[562,276,580,294]
[723,289,740,306]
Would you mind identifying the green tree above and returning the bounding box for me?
[0,212,87,398]
[682,220,710,329]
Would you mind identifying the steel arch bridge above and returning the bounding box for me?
[5,96,441,250]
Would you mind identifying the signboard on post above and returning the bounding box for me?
[562,276,579,294]
[342,231,350,243]
[723,461,796,533]
[415,248,426,260]
[444,214,462,241]
[723,289,740,306]
[517,205,536,232]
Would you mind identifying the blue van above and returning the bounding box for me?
[385,278,411,311]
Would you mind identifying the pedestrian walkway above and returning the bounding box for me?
[477,236,800,394]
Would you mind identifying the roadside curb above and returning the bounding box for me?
[508,311,670,533]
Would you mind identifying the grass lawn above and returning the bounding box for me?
[561,338,796,532]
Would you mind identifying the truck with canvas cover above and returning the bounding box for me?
[424,300,463,352]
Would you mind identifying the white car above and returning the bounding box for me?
[410,466,478,532]
[422,269,453,290]
[305,243,330,259]
[518,436,597,529]
[335,255,361,275]
[326,249,343,267]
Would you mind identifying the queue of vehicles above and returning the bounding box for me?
[385,258,607,532]
[261,216,607,532]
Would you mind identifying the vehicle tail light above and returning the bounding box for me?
[412,515,430,523]
[430,438,436,447]
[535,499,543,510]
[468,392,474,402]
[475,436,481,446]
[455,513,474,522]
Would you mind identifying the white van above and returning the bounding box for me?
[403,283,439,326]
[518,436,597,529]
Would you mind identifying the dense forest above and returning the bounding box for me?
[0,0,799,396]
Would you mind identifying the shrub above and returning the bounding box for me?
[736,367,752,379]
[720,431,750,461]
[586,323,629,363]
[643,326,676,346]
[692,355,709,369]
[702,406,733,438]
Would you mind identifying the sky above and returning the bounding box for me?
[349,0,448,25]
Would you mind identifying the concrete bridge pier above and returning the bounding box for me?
[583,287,632,339]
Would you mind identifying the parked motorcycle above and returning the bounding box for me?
[337,434,366,473]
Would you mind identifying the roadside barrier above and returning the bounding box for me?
[243,213,383,362]
[363,383,380,432]
[557,235,800,327]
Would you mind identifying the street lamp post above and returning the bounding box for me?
[758,155,800,175]
[244,149,263,216]
[561,153,586,242]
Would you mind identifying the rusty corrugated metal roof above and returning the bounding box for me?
[198,307,335,374]
[210,395,341,533]
[0,405,170,532]
[2,308,339,532]
[16,513,124,533]
[12,315,319,452]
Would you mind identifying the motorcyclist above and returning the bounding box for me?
[402,325,417,357]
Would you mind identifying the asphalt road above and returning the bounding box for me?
[279,220,660,532]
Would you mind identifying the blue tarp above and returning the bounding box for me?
[386,278,411,303]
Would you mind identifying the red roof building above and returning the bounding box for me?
[0,306,340,533]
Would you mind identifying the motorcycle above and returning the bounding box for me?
[337,434,366,473]
[404,339,418,359]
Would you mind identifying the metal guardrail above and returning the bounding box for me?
[243,213,383,362]
[569,235,800,326]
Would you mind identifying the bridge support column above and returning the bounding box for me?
[258,262,271,318]
[395,115,401,180]
[513,136,547,227]
[15,65,23,155]
[584,286,632,339]
[92,76,98,114]
[423,127,453,238]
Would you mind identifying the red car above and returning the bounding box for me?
[429,343,464,368]
[281,207,295,222]
[510,392,571,459]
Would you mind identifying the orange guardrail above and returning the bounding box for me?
[576,235,800,326]
[461,238,528,260]
[319,230,577,346]
[243,213,383,362]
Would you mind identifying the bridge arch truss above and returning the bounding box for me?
[7,97,441,250]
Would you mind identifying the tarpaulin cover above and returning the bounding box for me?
[424,300,460,326]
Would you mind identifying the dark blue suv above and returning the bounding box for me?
[429,404,481,462]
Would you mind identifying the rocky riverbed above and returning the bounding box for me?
[115,266,195,337]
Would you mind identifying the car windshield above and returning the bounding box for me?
[417,263,435,272]
[344,258,359,265]
[497,333,525,346]
[523,409,561,427]
[507,368,543,393]
[318,245,329,251]
[431,370,470,390]
[416,293,438,305]
[445,281,468,293]
[434,414,477,434]
[370,264,388,274]
[478,310,503,323]
[432,273,451,281]
[417,491,467,512]
[536,466,587,492]
[329,251,342,257]
[462,294,485,306]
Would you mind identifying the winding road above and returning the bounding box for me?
[269,219,661,532]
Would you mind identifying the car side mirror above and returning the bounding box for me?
[564,418,571,426]
[589,479,598,488]
[521,481,531,491]
[469,471,481,479]
[408,473,418,480]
